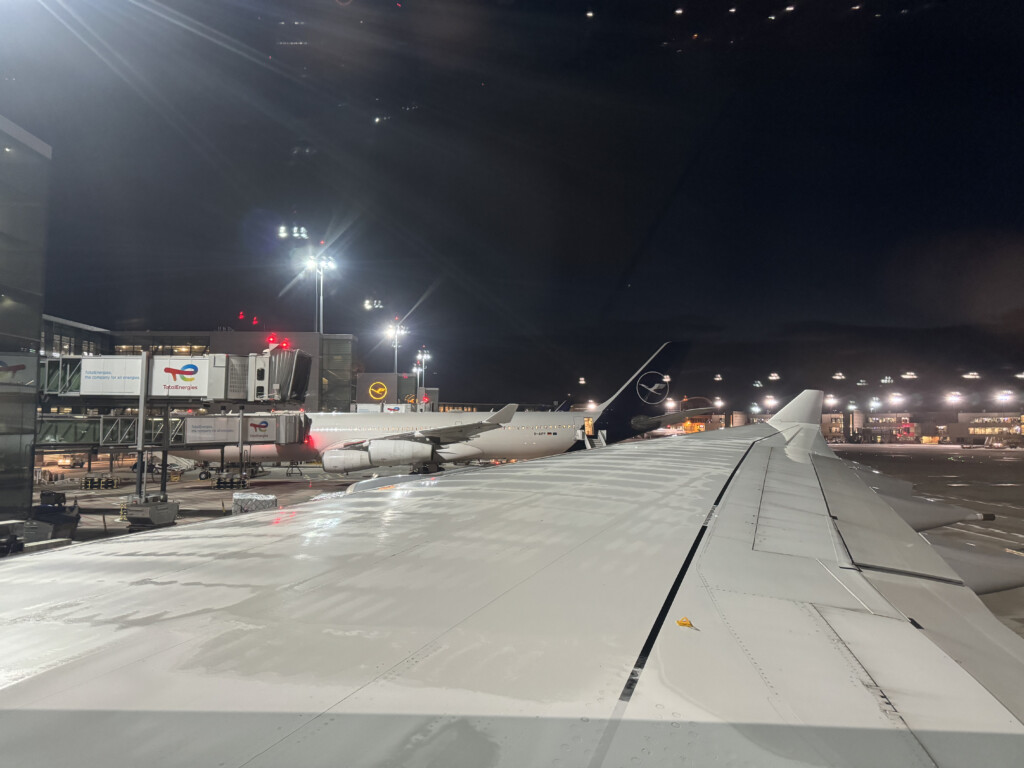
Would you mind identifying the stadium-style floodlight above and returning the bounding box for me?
[415,348,431,388]
[824,394,839,408]
[995,390,1014,404]
[750,403,762,415]
[832,372,845,380]
[847,401,857,411]
[889,392,905,406]
[280,224,309,240]
[713,397,724,410]
[962,371,981,380]
[764,395,778,411]
[901,372,918,380]
[363,298,383,311]
[768,372,780,381]
[869,397,882,411]
[946,391,963,405]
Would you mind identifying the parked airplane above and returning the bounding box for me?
[4,390,1023,766]
[312,342,694,473]
[184,342,702,473]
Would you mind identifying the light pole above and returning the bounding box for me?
[415,348,431,387]
[385,319,407,373]
[306,254,335,333]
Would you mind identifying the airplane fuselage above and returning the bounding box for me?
[310,410,585,462]
[179,410,589,468]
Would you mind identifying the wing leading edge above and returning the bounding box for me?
[0,391,1023,766]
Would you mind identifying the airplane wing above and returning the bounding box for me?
[2,391,1024,766]
[411,401,517,443]
[629,405,717,433]
[336,402,518,448]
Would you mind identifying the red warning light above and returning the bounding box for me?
[280,337,292,350]
[421,394,430,403]
[252,316,259,325]
[266,333,278,345]
[238,311,245,320]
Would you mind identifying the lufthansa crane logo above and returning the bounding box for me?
[636,371,669,405]
[368,381,388,401]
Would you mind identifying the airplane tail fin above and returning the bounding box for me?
[593,342,685,445]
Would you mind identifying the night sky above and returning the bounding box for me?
[3,0,1024,406]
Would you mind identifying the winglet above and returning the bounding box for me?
[768,390,823,427]
[485,403,518,425]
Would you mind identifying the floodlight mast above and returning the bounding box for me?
[386,320,407,373]
[306,255,335,333]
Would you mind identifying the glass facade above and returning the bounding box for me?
[40,315,112,357]
[320,335,355,412]
[0,116,50,518]
[112,334,211,357]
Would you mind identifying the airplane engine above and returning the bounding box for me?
[322,441,435,473]
[322,449,373,473]
[368,440,434,466]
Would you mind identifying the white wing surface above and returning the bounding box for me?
[2,390,1023,766]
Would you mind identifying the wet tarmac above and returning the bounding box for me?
[834,443,1024,637]
[29,464,365,542]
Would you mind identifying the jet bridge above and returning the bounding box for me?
[36,412,310,450]
[40,348,311,404]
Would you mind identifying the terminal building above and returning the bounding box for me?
[0,115,50,519]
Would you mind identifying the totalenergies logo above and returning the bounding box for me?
[164,364,199,382]
[249,420,270,434]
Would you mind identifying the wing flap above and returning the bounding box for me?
[812,453,964,583]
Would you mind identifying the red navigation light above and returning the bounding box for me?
[252,316,259,325]
[280,337,292,350]
[238,311,245,320]
[266,333,278,344]
[421,394,431,403]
